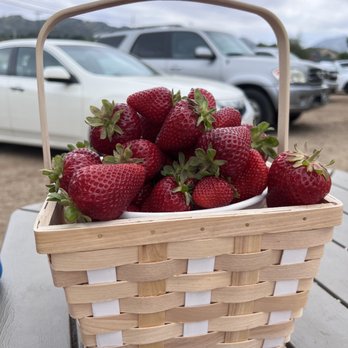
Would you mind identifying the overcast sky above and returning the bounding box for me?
[1,0,347,47]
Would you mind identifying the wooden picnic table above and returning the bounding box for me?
[0,169,347,348]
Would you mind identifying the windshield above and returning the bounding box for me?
[205,31,255,56]
[58,44,157,76]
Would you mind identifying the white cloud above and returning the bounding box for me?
[1,0,347,47]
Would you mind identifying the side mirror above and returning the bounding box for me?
[194,46,215,59]
[43,66,75,83]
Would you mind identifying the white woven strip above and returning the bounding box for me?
[87,267,123,347]
[183,257,215,337]
[263,249,307,348]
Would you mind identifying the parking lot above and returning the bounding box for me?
[0,94,347,248]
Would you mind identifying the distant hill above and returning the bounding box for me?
[0,15,127,41]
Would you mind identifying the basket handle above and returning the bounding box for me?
[36,0,290,169]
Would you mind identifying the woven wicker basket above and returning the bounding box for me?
[34,1,343,347]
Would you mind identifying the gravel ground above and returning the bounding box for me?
[0,94,347,248]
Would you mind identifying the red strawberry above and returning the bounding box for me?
[213,107,241,128]
[188,88,216,110]
[156,100,202,152]
[67,164,146,221]
[130,181,153,209]
[232,149,268,202]
[103,140,165,181]
[192,176,234,209]
[86,100,141,155]
[60,148,101,192]
[196,126,251,180]
[266,146,333,207]
[42,146,101,193]
[156,93,215,153]
[138,113,162,142]
[127,87,176,125]
[141,176,191,212]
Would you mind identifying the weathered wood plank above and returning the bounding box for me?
[332,169,348,190]
[0,210,71,348]
[315,241,348,303]
[290,283,348,348]
[333,212,348,247]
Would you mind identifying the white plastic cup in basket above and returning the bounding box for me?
[34,1,343,348]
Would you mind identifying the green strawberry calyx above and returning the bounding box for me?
[41,154,65,193]
[190,146,226,179]
[161,153,197,206]
[47,189,92,223]
[188,89,216,131]
[103,143,144,165]
[287,144,335,180]
[85,99,123,141]
[66,140,93,152]
[250,121,279,160]
[171,89,182,106]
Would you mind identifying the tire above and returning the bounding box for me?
[344,83,348,94]
[243,88,276,126]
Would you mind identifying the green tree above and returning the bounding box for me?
[289,39,310,60]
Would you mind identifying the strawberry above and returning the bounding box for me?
[59,148,101,192]
[232,149,268,202]
[103,139,165,180]
[156,91,215,153]
[141,153,196,212]
[42,145,101,193]
[138,113,162,142]
[213,107,241,128]
[127,87,179,125]
[192,176,234,209]
[156,100,201,152]
[129,181,153,209]
[141,176,191,212]
[196,126,251,180]
[188,88,216,110]
[56,163,146,222]
[266,146,333,207]
[86,100,141,155]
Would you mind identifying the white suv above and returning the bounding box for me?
[97,26,330,125]
[0,39,254,149]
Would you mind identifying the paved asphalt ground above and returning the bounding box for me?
[1,94,347,248]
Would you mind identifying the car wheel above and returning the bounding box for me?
[243,88,276,125]
[344,83,348,94]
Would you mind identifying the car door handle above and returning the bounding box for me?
[10,86,24,92]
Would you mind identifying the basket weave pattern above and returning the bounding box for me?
[35,197,342,348]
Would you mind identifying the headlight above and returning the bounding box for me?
[272,68,307,84]
[290,68,307,84]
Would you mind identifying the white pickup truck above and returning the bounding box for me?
[98,26,330,125]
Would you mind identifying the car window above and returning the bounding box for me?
[0,48,12,75]
[59,44,156,76]
[99,35,126,48]
[205,31,255,56]
[131,32,171,58]
[16,47,62,77]
[172,32,209,59]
